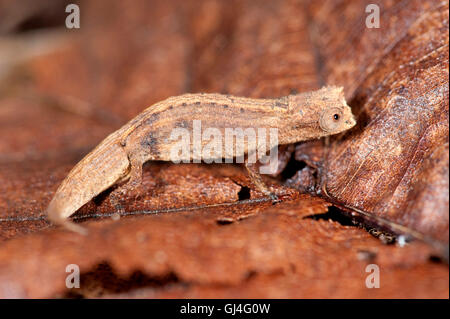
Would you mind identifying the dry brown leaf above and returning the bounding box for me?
[292,0,449,246]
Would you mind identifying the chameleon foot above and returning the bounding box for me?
[268,192,281,204]
[114,204,125,214]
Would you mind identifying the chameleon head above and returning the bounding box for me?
[288,86,356,140]
[317,86,356,135]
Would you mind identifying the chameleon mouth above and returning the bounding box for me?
[346,117,357,127]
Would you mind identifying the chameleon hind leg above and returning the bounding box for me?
[244,160,280,204]
[109,155,145,213]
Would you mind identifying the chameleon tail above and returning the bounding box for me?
[47,141,131,235]
[47,204,88,235]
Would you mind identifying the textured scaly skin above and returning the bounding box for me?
[47,86,356,234]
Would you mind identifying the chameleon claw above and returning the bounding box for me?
[110,192,125,214]
[268,193,281,204]
[114,204,125,214]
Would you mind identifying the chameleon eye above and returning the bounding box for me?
[319,107,343,132]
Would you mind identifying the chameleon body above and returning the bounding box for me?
[47,86,356,234]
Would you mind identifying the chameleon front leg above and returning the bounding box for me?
[244,159,280,203]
